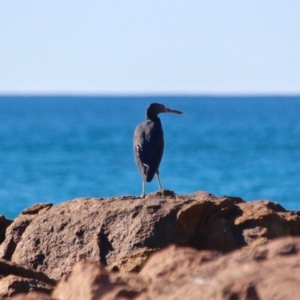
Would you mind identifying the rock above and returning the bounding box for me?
[0,276,52,300]
[0,214,36,261]
[233,200,299,248]
[0,204,52,260]
[138,236,300,299]
[110,248,157,273]
[139,245,221,281]
[0,259,55,299]
[21,204,53,215]
[1,192,300,282]
[24,236,300,300]
[177,196,300,252]
[0,259,55,286]
[0,215,13,245]
[52,260,147,300]
[12,292,53,300]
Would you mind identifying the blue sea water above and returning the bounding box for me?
[0,96,300,219]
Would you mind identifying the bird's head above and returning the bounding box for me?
[146,103,183,119]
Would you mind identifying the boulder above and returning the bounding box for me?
[0,192,299,282]
[138,236,300,299]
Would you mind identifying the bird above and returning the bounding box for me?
[133,103,183,198]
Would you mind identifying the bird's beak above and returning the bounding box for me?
[164,107,184,115]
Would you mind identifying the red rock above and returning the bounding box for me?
[0,259,55,286]
[52,260,147,300]
[139,236,300,299]
[0,259,54,299]
[19,237,296,299]
[0,275,52,300]
[0,192,299,283]
[0,204,52,261]
[12,292,52,300]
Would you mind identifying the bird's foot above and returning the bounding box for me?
[140,193,147,199]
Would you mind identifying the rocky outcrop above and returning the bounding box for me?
[13,236,300,300]
[0,191,299,298]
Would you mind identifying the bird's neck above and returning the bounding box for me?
[146,114,160,122]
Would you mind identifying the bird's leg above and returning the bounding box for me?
[156,171,163,191]
[141,181,147,198]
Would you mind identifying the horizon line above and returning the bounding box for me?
[0,93,300,98]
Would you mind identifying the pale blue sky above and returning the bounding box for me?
[0,1,299,95]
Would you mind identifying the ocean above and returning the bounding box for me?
[0,96,299,219]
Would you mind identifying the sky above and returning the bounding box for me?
[0,1,299,95]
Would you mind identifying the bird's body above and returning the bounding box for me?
[134,117,164,182]
[133,103,183,198]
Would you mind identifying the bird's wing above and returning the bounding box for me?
[133,122,164,181]
[134,124,151,168]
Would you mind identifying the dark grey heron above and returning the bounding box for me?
[133,103,183,198]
